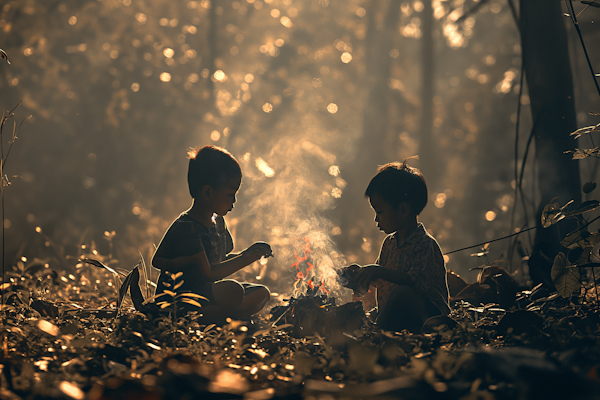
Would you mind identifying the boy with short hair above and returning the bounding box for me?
[152,145,272,323]
[344,161,449,332]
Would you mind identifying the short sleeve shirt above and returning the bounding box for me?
[154,214,234,295]
[374,223,450,315]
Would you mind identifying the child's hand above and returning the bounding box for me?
[242,242,273,263]
[355,264,382,289]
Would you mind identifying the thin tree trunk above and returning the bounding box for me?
[520,0,581,289]
[338,0,401,257]
[418,0,436,188]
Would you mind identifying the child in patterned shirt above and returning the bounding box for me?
[342,161,449,332]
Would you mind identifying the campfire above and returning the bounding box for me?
[270,238,365,343]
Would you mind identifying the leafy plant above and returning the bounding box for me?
[1,102,27,318]
[541,123,600,300]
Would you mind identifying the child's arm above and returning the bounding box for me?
[153,242,272,281]
[354,265,414,289]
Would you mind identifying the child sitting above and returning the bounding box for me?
[342,161,449,332]
[152,145,273,323]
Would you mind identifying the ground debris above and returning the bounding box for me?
[2,272,600,399]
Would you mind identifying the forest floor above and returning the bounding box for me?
[2,263,600,400]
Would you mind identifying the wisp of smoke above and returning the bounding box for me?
[237,134,349,300]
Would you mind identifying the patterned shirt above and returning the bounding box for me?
[154,214,234,296]
[373,223,450,315]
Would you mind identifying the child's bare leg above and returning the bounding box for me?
[231,286,270,319]
[197,280,244,323]
[377,285,432,332]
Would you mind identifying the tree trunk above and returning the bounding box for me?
[418,0,436,188]
[520,0,581,289]
[338,0,402,256]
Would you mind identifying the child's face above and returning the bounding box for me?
[210,175,241,216]
[368,194,409,234]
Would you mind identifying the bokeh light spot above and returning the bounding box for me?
[210,130,221,141]
[331,188,342,198]
[163,48,174,58]
[255,158,275,177]
[68,16,77,25]
[160,72,171,82]
[130,82,140,92]
[59,382,84,400]
[327,103,338,114]
[262,103,273,113]
[485,211,497,221]
[328,165,340,176]
[280,16,293,28]
[341,52,352,63]
[213,70,226,81]
[270,9,280,18]
[135,13,147,24]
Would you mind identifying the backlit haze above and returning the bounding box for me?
[1,0,599,301]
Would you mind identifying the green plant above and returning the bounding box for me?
[152,271,206,325]
[1,102,27,316]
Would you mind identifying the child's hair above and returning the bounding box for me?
[187,145,242,198]
[365,160,428,215]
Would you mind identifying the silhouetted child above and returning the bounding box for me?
[152,145,272,323]
[342,161,449,332]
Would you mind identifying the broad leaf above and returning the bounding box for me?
[177,292,209,301]
[82,258,128,277]
[173,280,184,290]
[569,200,600,216]
[583,181,597,194]
[561,230,587,249]
[180,298,203,308]
[551,253,581,298]
[117,266,137,313]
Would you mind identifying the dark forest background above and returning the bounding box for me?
[1,0,599,300]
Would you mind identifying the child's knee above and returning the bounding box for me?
[252,285,271,302]
[212,280,244,310]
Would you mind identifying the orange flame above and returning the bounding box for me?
[290,237,330,297]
